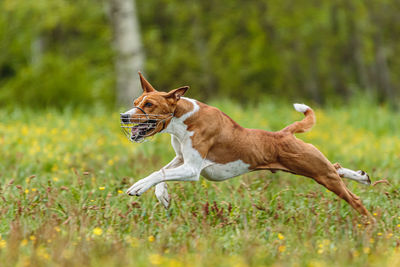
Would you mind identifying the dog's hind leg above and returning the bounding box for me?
[312,171,372,218]
[278,141,372,218]
[333,163,371,185]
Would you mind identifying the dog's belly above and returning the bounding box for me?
[201,160,251,181]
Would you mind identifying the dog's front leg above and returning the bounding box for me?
[154,156,184,209]
[126,164,199,197]
[155,182,170,209]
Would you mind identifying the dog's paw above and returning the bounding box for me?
[357,170,371,185]
[126,178,156,196]
[155,182,170,209]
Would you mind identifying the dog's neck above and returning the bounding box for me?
[173,97,197,118]
[162,97,199,140]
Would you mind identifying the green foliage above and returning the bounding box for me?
[1,0,400,107]
[140,0,400,104]
[0,0,114,108]
[0,100,399,266]
[0,55,113,108]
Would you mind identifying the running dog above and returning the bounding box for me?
[121,72,372,218]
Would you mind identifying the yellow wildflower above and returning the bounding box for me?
[118,190,123,194]
[21,126,28,136]
[93,227,103,236]
[166,259,183,267]
[377,232,382,236]
[308,260,325,267]
[21,239,28,246]
[99,187,105,190]
[149,254,163,265]
[54,227,61,232]
[363,247,370,254]
[37,247,50,260]
[278,233,285,240]
[278,245,286,253]
[25,189,29,194]
[29,235,36,241]
[0,240,6,249]
[373,213,377,216]
[148,235,155,242]
[31,188,37,192]
[52,177,59,182]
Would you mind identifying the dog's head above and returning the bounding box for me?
[120,72,189,142]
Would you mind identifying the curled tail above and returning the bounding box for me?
[282,103,316,134]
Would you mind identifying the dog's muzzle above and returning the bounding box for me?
[120,108,173,143]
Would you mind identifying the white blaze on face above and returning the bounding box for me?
[124,96,147,116]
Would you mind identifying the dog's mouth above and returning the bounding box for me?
[120,113,173,143]
[128,120,157,142]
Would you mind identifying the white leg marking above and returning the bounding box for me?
[153,155,184,208]
[337,167,371,185]
[126,164,199,196]
[155,182,170,209]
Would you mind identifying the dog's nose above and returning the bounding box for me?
[120,113,130,123]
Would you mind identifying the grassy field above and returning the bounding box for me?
[0,99,399,267]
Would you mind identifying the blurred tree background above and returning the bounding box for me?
[0,0,399,109]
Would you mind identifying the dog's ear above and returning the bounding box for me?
[138,71,156,93]
[165,86,189,101]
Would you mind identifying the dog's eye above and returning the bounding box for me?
[144,102,153,107]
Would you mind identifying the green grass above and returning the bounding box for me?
[0,100,399,267]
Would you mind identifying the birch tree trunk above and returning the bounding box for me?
[31,35,44,68]
[109,0,145,106]
[374,34,394,102]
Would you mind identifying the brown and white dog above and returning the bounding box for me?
[122,72,372,218]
